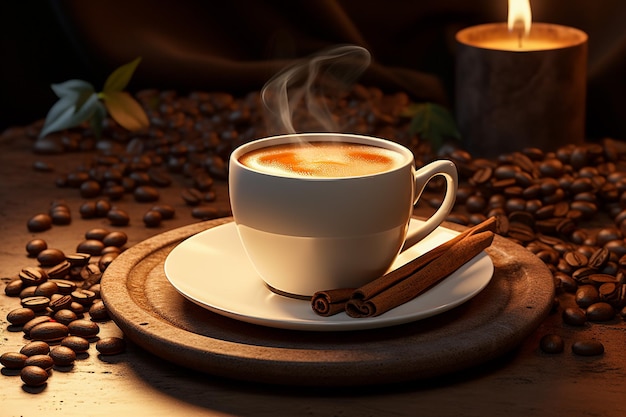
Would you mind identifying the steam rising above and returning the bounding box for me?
[261,45,371,135]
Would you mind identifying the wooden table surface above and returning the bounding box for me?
[1,132,625,417]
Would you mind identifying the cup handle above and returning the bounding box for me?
[402,160,458,251]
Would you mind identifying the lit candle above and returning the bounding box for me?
[455,0,588,158]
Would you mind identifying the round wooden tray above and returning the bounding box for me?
[101,217,554,386]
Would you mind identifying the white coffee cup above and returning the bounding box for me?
[229,133,458,298]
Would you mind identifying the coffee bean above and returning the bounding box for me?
[101,246,122,256]
[66,171,89,187]
[85,228,110,241]
[96,337,126,355]
[509,210,535,226]
[79,201,97,218]
[181,187,204,206]
[49,294,73,311]
[572,267,596,284]
[148,169,172,187]
[54,309,78,326]
[27,213,52,232]
[5,279,23,296]
[34,281,59,298]
[21,296,50,312]
[32,160,54,171]
[554,272,577,293]
[107,208,130,226]
[49,346,77,366]
[562,307,587,326]
[204,154,228,179]
[30,322,70,342]
[539,334,564,354]
[597,228,622,247]
[47,260,71,279]
[21,365,49,386]
[0,352,28,369]
[88,300,109,321]
[604,240,626,257]
[586,302,615,322]
[94,199,112,217]
[71,289,97,306]
[6,307,36,326]
[19,266,48,287]
[575,285,600,308]
[570,201,598,219]
[19,286,37,299]
[98,252,119,271]
[61,336,90,353]
[103,184,125,200]
[77,239,105,256]
[590,274,618,284]
[24,354,54,371]
[49,279,76,294]
[507,222,535,243]
[70,301,85,315]
[143,209,162,227]
[102,231,128,247]
[22,316,52,337]
[66,252,91,266]
[79,180,101,198]
[129,171,150,185]
[20,341,50,356]
[538,158,564,177]
[193,173,214,191]
[50,206,72,225]
[493,164,519,180]
[588,247,610,269]
[563,251,589,268]
[572,340,604,356]
[191,206,220,220]
[68,319,100,338]
[134,185,160,202]
[88,283,101,298]
[103,167,123,182]
[568,177,593,194]
[80,262,102,277]
[151,204,175,220]
[26,239,48,257]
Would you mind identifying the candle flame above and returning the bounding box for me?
[507,0,532,36]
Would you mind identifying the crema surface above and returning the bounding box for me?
[239,142,405,178]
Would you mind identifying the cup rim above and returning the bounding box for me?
[230,133,414,180]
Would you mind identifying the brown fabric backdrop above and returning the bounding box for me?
[2,0,626,140]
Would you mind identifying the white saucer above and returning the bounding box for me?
[163,220,494,331]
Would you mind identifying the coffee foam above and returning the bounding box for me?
[239,142,405,178]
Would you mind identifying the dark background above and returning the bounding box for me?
[2,0,625,139]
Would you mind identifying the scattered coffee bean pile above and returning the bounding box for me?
[436,142,626,354]
[3,85,419,388]
[2,228,127,387]
[27,87,415,227]
[3,85,626,386]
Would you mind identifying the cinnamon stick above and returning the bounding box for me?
[310,288,355,317]
[345,230,494,318]
[354,217,496,302]
[310,217,496,317]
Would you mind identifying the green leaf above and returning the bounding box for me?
[103,57,142,93]
[39,92,101,138]
[89,101,107,139]
[101,91,149,131]
[405,103,461,151]
[51,79,95,98]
